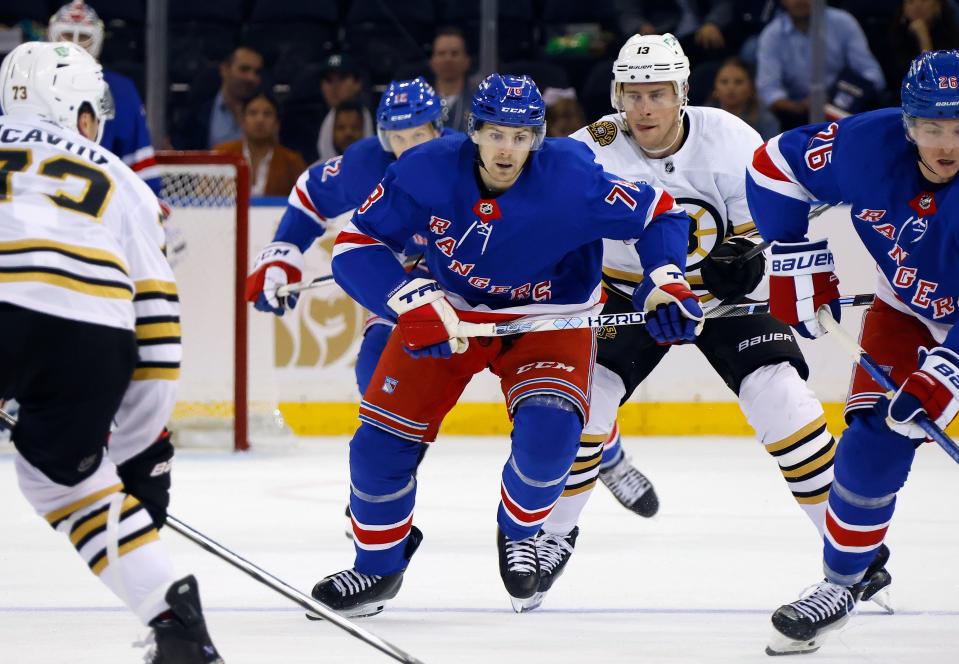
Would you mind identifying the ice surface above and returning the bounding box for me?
[1,435,957,663]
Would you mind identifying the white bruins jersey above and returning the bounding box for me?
[0,115,175,332]
[571,106,762,306]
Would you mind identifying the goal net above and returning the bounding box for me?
[155,151,288,451]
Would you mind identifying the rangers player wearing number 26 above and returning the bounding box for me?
[312,73,700,616]
[748,50,959,655]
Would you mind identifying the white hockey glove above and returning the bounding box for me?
[387,277,468,359]
[244,242,304,316]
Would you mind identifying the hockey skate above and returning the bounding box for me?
[309,526,423,619]
[856,544,893,613]
[497,528,540,613]
[144,575,224,664]
[521,527,580,612]
[766,580,857,656]
[598,457,659,517]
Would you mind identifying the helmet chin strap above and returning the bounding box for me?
[639,109,685,157]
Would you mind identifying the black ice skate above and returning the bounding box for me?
[598,457,659,517]
[497,528,540,613]
[344,504,354,540]
[309,525,423,619]
[765,580,856,656]
[855,544,893,613]
[145,575,224,664]
[521,527,580,612]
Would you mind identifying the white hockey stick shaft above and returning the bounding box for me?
[816,306,959,465]
[0,410,424,664]
[277,274,336,297]
[457,293,875,338]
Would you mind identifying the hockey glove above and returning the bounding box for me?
[244,242,304,315]
[387,277,468,358]
[699,236,767,302]
[633,264,704,344]
[768,239,841,339]
[116,428,174,529]
[887,346,959,439]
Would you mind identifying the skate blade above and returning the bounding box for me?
[765,614,849,656]
[765,630,821,656]
[867,587,894,615]
[305,602,385,621]
[509,592,544,613]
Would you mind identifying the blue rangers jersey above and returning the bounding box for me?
[746,108,959,350]
[101,70,160,195]
[332,133,690,323]
[273,130,457,253]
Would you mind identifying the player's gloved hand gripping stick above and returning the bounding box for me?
[815,306,959,465]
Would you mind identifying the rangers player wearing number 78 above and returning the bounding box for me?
[747,49,959,655]
[313,73,701,616]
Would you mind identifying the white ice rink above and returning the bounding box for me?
[2,434,958,664]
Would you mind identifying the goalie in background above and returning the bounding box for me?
[0,42,223,663]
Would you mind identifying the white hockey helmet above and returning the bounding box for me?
[0,41,113,143]
[48,1,105,60]
[610,33,690,111]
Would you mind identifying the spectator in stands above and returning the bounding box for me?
[208,46,264,148]
[213,92,306,197]
[615,0,739,63]
[315,53,373,163]
[544,87,587,137]
[47,1,161,193]
[321,100,367,161]
[171,45,263,150]
[429,27,472,132]
[884,0,959,96]
[708,57,780,139]
[756,0,885,128]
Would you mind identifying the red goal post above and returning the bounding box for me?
[154,150,253,451]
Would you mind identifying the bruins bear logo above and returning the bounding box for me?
[586,120,618,147]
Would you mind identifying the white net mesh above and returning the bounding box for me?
[157,156,288,449]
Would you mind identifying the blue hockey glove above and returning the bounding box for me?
[887,346,959,439]
[244,242,303,315]
[633,265,704,344]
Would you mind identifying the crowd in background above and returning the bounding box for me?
[3,0,959,196]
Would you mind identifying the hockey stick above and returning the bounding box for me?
[456,293,875,338]
[276,274,335,298]
[0,410,424,664]
[710,203,835,266]
[165,516,426,664]
[816,306,959,464]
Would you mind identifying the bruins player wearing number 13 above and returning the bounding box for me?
[533,34,892,612]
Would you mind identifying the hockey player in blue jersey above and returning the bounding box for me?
[48,1,161,195]
[245,76,448,395]
[310,73,702,616]
[747,50,959,655]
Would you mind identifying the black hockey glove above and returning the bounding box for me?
[116,427,174,529]
[699,236,766,302]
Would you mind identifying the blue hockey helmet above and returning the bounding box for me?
[376,76,444,150]
[901,50,959,119]
[467,73,547,150]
